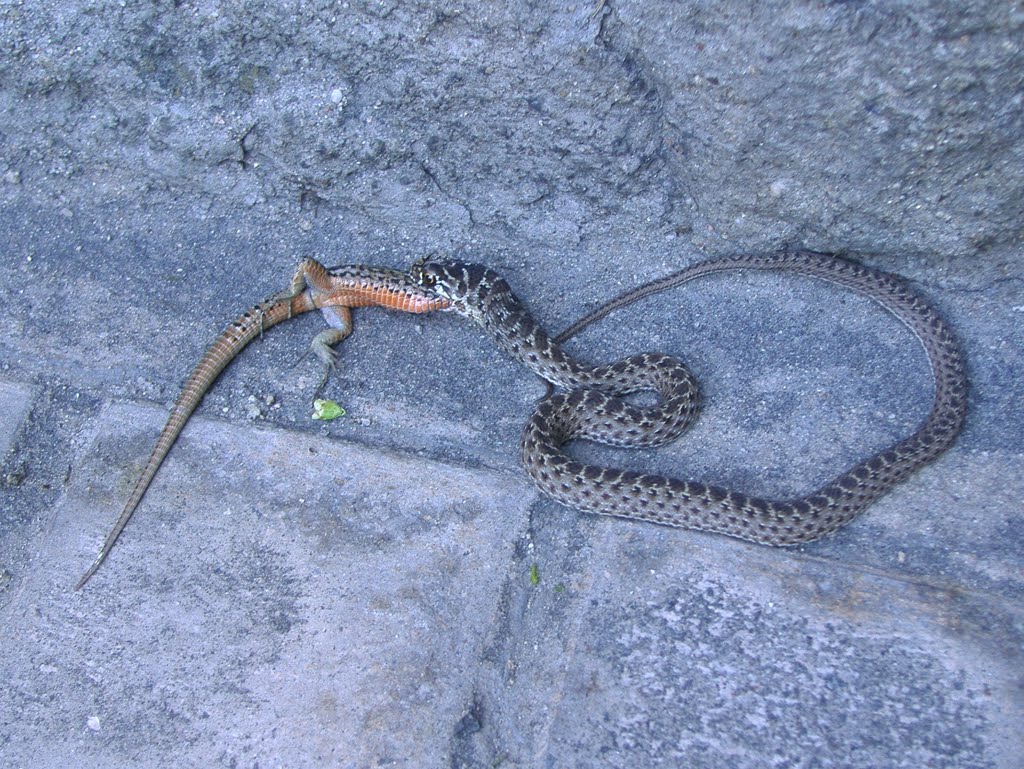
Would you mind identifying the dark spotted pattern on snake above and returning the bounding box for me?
[411,250,967,545]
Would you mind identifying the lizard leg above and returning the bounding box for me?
[265,258,335,322]
[309,306,353,396]
[279,257,335,298]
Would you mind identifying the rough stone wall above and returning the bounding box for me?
[3,1,1020,264]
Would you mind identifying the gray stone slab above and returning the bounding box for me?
[0,403,532,768]
[551,527,1021,769]
[455,515,1021,769]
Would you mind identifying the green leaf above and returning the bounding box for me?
[529,563,540,586]
[311,399,346,421]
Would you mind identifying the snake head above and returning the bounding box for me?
[410,257,507,323]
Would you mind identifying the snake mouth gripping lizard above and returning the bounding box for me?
[75,259,449,590]
[411,249,967,546]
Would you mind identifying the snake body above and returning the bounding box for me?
[411,250,967,545]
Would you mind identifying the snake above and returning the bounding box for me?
[410,249,968,545]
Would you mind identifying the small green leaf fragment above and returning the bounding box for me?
[312,399,346,421]
[529,563,540,586]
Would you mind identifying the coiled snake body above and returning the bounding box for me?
[411,250,967,545]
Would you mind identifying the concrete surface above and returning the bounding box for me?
[1,1,1021,768]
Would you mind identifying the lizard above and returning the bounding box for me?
[75,258,450,590]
